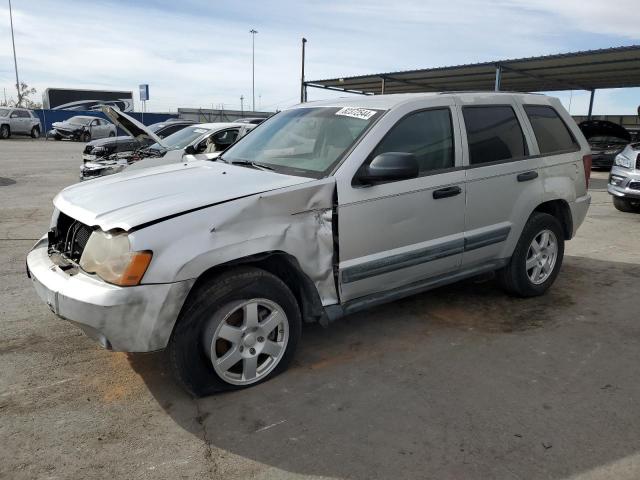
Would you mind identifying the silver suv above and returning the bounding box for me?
[0,107,42,139]
[27,92,591,396]
[608,142,640,212]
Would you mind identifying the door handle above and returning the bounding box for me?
[517,171,538,182]
[433,186,462,199]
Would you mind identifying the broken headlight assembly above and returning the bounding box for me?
[79,230,152,286]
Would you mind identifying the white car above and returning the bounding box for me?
[80,107,256,180]
[27,92,591,396]
[0,107,42,139]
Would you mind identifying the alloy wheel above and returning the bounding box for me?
[205,298,289,386]
[525,229,558,284]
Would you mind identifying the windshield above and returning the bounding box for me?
[68,116,91,125]
[221,107,383,177]
[0,108,9,117]
[149,125,212,151]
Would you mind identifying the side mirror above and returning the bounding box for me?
[355,152,419,185]
[184,145,197,155]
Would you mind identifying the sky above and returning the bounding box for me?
[0,0,639,115]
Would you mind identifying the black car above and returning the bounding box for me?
[82,119,196,161]
[578,120,631,169]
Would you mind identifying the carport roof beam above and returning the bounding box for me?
[307,45,640,95]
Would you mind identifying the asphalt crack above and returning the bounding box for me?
[194,398,219,478]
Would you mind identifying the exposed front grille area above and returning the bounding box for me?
[629,181,640,191]
[48,211,93,263]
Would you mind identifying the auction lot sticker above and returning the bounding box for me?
[335,107,377,120]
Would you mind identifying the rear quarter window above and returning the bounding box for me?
[524,105,578,154]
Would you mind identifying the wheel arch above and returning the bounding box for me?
[179,251,328,327]
[532,199,573,240]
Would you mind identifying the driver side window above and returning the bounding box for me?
[370,108,455,176]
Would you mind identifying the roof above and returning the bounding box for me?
[291,91,548,110]
[307,45,640,95]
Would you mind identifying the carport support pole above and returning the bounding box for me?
[381,77,386,95]
[587,89,595,119]
[494,65,502,91]
[300,38,307,103]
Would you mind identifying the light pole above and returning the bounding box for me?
[8,0,21,106]
[249,29,257,112]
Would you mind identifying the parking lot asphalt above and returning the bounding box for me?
[2,138,640,479]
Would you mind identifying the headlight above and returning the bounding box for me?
[614,154,632,168]
[79,230,152,286]
[604,149,621,155]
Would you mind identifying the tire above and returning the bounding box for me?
[82,131,91,142]
[108,131,116,137]
[31,126,40,139]
[167,267,302,397]
[0,125,9,139]
[497,212,565,297]
[54,135,62,141]
[613,197,640,213]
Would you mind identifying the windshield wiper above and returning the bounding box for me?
[229,159,274,171]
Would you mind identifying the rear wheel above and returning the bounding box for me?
[0,125,9,139]
[498,212,565,297]
[613,197,640,213]
[167,267,301,397]
[31,126,40,138]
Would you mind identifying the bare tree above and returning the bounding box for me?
[10,82,42,109]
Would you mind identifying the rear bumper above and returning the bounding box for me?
[26,237,194,352]
[569,194,591,236]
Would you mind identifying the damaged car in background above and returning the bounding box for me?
[49,115,117,142]
[608,141,640,212]
[80,107,256,180]
[27,93,591,397]
[82,118,196,163]
[578,119,631,169]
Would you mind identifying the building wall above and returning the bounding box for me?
[177,108,272,123]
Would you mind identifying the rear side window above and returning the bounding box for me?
[524,105,578,154]
[371,108,454,175]
[462,106,528,165]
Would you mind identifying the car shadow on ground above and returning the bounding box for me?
[128,255,640,479]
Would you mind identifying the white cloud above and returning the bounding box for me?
[0,0,638,113]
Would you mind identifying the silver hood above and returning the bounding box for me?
[54,160,313,231]
[100,105,167,148]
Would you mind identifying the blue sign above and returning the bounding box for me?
[139,84,149,101]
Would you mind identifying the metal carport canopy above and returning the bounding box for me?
[305,45,640,96]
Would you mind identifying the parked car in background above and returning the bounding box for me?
[608,142,640,212]
[82,119,196,162]
[235,117,267,125]
[578,120,631,169]
[0,107,42,139]
[27,92,591,396]
[80,107,256,180]
[49,116,116,142]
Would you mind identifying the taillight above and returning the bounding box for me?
[582,154,592,189]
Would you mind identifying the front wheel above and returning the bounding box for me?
[167,267,301,396]
[613,196,640,213]
[81,131,91,142]
[31,126,40,138]
[0,125,9,139]
[497,212,565,297]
